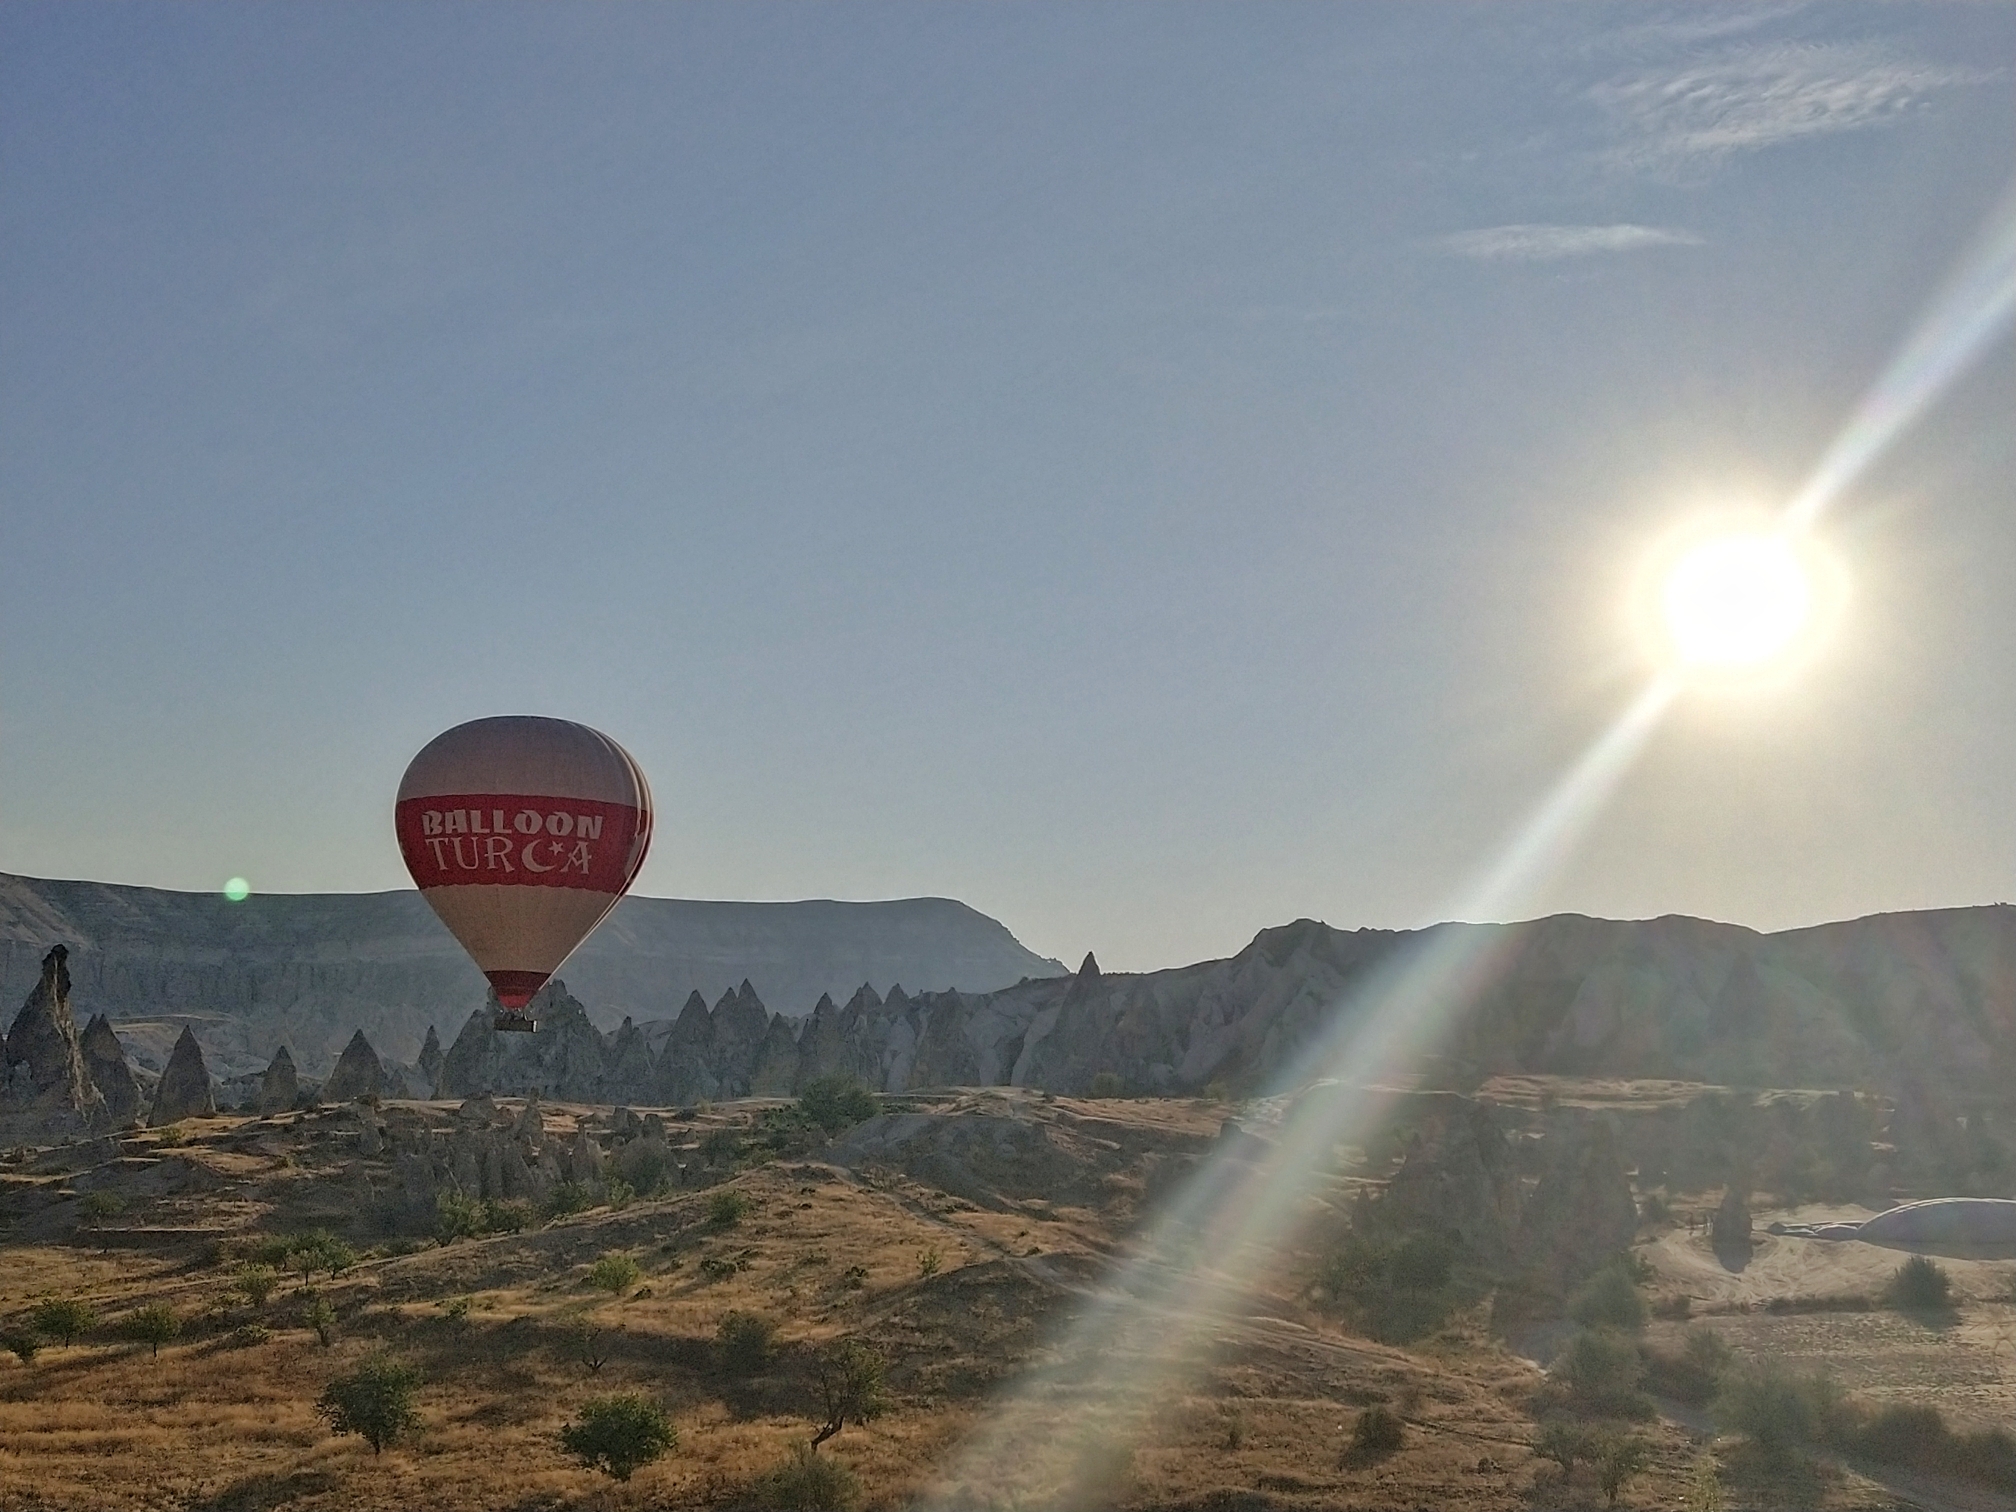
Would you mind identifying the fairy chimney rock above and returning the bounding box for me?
[4,946,106,1125]
[79,1013,142,1124]
[258,1045,299,1114]
[150,1026,216,1124]
[322,1030,386,1103]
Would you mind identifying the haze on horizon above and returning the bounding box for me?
[3,3,2012,973]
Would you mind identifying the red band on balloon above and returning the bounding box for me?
[395,795,645,894]
[486,970,551,1010]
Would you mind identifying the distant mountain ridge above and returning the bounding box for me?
[0,872,1065,1076]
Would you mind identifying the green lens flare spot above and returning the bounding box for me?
[222,877,251,903]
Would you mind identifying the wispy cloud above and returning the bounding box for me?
[1592,41,1992,173]
[1437,223,1701,262]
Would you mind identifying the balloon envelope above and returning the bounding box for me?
[395,716,652,1015]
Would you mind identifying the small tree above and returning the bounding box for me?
[1088,1072,1125,1098]
[1714,1365,1820,1463]
[1553,1328,1649,1417]
[917,1248,942,1278]
[588,1253,640,1293]
[123,1303,181,1358]
[30,1298,94,1350]
[317,1353,421,1453]
[1535,1419,1595,1478]
[570,1319,612,1374]
[78,1189,125,1245]
[709,1189,750,1227]
[301,1292,337,1348]
[1886,1255,1954,1312]
[811,1338,886,1449]
[1570,1263,1648,1333]
[3,1330,39,1364]
[234,1263,280,1308]
[288,1230,352,1284]
[717,1311,776,1375]
[1596,1433,1651,1507]
[559,1393,675,1482]
[436,1190,486,1241]
[1342,1404,1405,1465]
[798,1075,878,1134]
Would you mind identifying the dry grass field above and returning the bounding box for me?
[0,1087,2006,1510]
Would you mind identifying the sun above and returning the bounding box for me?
[1659,530,1814,671]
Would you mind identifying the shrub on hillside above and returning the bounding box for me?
[709,1189,751,1227]
[588,1253,640,1293]
[436,1191,486,1241]
[1884,1255,1954,1312]
[1312,1227,1462,1343]
[234,1262,280,1307]
[1713,1364,1840,1462]
[559,1393,675,1482]
[798,1076,878,1134]
[1550,1328,1652,1419]
[1341,1404,1405,1465]
[717,1311,777,1375]
[1534,1420,1595,1477]
[1596,1433,1651,1507]
[1087,1072,1125,1098]
[300,1293,336,1347]
[317,1353,421,1453]
[764,1442,859,1511]
[1569,1262,1648,1333]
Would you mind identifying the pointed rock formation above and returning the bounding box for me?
[150,1026,216,1124]
[258,1045,299,1114]
[602,1017,656,1105]
[1517,1115,1638,1284]
[432,981,608,1100]
[652,990,719,1106]
[751,1012,801,1095]
[415,1025,445,1091]
[795,993,848,1085]
[3,946,106,1132]
[80,1013,142,1124]
[322,1030,386,1103]
[1078,952,1101,979]
[711,982,771,1098]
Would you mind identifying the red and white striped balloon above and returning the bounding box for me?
[395,716,652,1019]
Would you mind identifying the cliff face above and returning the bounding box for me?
[0,873,1064,1076]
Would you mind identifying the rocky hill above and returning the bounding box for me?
[0,873,1064,1077]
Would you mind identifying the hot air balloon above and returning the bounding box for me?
[396,716,652,1030]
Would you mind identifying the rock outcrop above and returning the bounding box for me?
[1516,1115,1637,1284]
[1380,1098,1523,1262]
[79,1013,142,1124]
[414,1025,444,1092]
[1,945,106,1133]
[150,1025,215,1124]
[259,1045,300,1113]
[322,1030,386,1103]
[1712,1186,1753,1252]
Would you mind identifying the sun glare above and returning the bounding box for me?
[1659,530,1814,671]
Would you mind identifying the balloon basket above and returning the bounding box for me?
[494,1012,538,1033]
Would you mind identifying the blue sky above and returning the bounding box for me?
[3,3,2011,970]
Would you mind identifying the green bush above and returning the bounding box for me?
[226,1322,272,1349]
[122,1303,181,1358]
[1342,1404,1405,1464]
[717,1310,777,1375]
[763,1442,859,1511]
[1311,1228,1462,1344]
[483,1198,537,1233]
[588,1253,641,1293]
[1570,1263,1648,1334]
[699,1254,744,1282]
[709,1189,751,1227]
[1885,1255,1954,1312]
[1849,1403,2016,1489]
[547,1181,593,1219]
[234,1263,280,1307]
[1713,1365,1832,1461]
[29,1298,94,1349]
[798,1076,879,1134]
[1551,1328,1651,1419]
[4,1331,40,1364]
[559,1393,676,1481]
[243,1233,295,1268]
[810,1339,886,1448]
[436,1191,486,1241]
[1535,1419,1595,1476]
[301,1293,336,1347]
[1596,1433,1651,1507]
[317,1353,421,1453]
[1642,1325,1730,1404]
[917,1248,941,1278]
[289,1230,355,1282]
[1087,1072,1125,1098]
